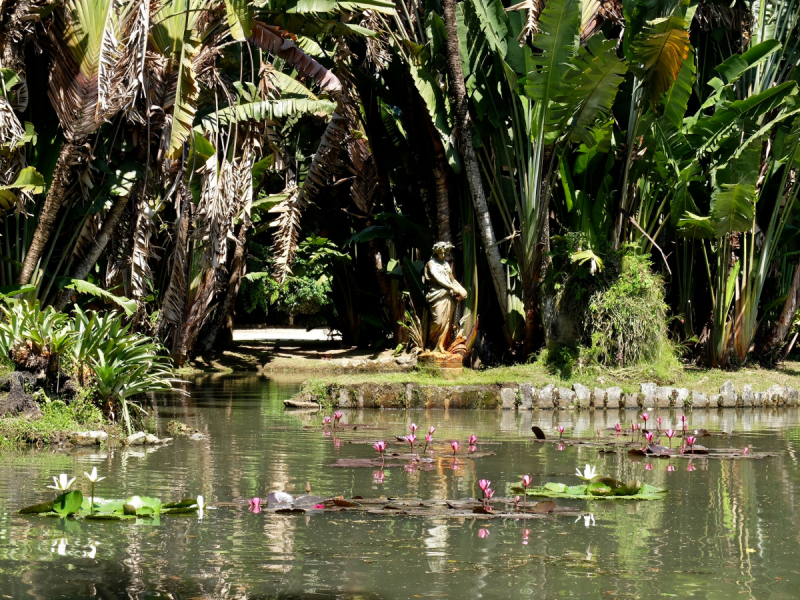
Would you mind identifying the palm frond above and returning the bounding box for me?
[249,22,343,96]
[49,0,147,140]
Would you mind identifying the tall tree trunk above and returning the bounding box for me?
[758,263,800,355]
[18,141,86,285]
[441,0,507,316]
[56,192,132,311]
[428,118,452,246]
[198,221,250,353]
[402,70,438,235]
[0,0,30,74]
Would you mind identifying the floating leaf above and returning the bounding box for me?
[544,482,567,493]
[53,491,83,517]
[532,500,557,514]
[19,500,55,514]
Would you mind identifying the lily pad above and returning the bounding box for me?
[19,500,55,515]
[53,491,83,517]
[544,482,567,493]
[525,483,666,501]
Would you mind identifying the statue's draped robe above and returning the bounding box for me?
[424,258,468,351]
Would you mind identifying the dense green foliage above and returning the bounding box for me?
[0,300,176,432]
[0,0,797,371]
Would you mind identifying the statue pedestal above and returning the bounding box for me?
[418,352,463,379]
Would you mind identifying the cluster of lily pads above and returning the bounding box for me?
[19,469,206,520]
[509,463,666,503]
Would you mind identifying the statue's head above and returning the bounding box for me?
[431,241,454,258]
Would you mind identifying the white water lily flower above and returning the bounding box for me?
[575,464,597,481]
[83,468,105,483]
[128,496,144,510]
[47,474,76,492]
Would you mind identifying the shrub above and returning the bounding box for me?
[0,300,178,433]
[586,253,674,368]
[543,237,677,371]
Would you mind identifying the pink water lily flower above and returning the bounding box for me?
[686,463,696,472]
[645,463,653,471]
[484,488,494,500]
[410,423,418,433]
[249,497,261,513]
[313,503,325,509]
[333,411,343,427]
[451,441,460,455]
[743,446,749,455]
[656,416,662,428]
[558,444,564,451]
[644,431,654,443]
[664,429,675,449]
[640,412,649,424]
[478,528,490,539]
[666,465,676,472]
[322,416,331,425]
[686,435,697,450]
[406,434,417,451]
[423,434,433,453]
[479,479,491,492]
[615,423,622,432]
[468,435,478,445]
[373,440,387,465]
[521,474,532,510]
[557,425,565,439]
[429,426,436,435]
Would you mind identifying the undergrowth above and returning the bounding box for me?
[0,396,107,448]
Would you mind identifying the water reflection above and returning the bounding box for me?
[0,375,800,597]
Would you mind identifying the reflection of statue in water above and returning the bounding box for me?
[424,242,468,353]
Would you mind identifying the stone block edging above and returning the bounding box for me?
[296,379,800,410]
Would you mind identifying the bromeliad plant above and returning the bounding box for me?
[0,300,178,433]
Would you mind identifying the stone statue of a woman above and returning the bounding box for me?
[424,242,468,353]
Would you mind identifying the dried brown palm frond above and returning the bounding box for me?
[48,0,149,142]
[0,0,44,74]
[269,183,302,282]
[693,2,751,43]
[0,95,31,212]
[175,267,217,363]
[156,197,191,335]
[105,191,137,291]
[70,213,100,265]
[130,196,156,299]
[270,109,349,282]
[249,22,343,97]
[360,10,391,72]
[346,134,379,217]
[578,0,623,43]
[506,0,545,45]
[193,150,254,271]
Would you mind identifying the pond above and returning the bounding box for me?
[2,375,800,598]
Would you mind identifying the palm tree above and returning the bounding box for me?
[17,0,148,285]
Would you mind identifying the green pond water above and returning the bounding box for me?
[2,375,800,598]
